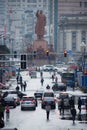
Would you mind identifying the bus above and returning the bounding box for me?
[61,71,75,87]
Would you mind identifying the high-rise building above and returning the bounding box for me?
[6,0,51,53]
[3,0,87,54]
[58,0,87,17]
[58,0,87,53]
[0,0,6,45]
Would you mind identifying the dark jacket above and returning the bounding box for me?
[71,108,76,117]
[78,98,82,107]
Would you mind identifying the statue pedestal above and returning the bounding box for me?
[33,39,48,51]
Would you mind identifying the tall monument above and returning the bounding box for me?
[33,10,48,51]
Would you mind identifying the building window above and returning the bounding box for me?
[27,0,36,2]
[72,31,76,51]
[80,2,82,7]
[84,2,87,7]
[17,0,20,2]
[81,31,86,43]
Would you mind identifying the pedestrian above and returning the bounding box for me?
[55,76,58,83]
[20,82,23,91]
[16,85,19,92]
[41,78,44,86]
[52,74,54,82]
[23,81,27,91]
[14,128,18,130]
[16,75,19,84]
[45,103,51,120]
[46,84,50,89]
[78,97,82,113]
[20,76,22,85]
[71,106,77,124]
[0,94,5,120]
[5,105,10,121]
[59,99,64,115]
[69,96,75,110]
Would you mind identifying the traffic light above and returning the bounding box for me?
[21,62,26,69]
[14,51,17,58]
[33,51,37,58]
[64,50,67,57]
[21,54,26,69]
[46,50,49,56]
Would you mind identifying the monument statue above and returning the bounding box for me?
[35,10,46,40]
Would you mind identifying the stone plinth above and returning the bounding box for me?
[33,40,48,51]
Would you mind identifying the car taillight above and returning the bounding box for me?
[21,100,24,103]
[54,98,56,102]
[32,100,35,103]
[42,98,44,102]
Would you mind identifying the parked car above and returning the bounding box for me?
[4,93,20,106]
[57,91,72,109]
[9,94,20,105]
[21,96,37,110]
[4,95,16,108]
[3,90,26,99]
[41,90,56,109]
[52,82,67,91]
[34,89,44,99]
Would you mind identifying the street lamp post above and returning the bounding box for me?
[80,42,86,73]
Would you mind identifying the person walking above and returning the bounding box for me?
[78,97,82,113]
[55,76,58,83]
[20,76,22,85]
[52,74,54,82]
[5,105,10,121]
[71,106,77,124]
[69,96,75,110]
[0,94,5,120]
[16,75,19,84]
[23,81,27,91]
[46,84,50,89]
[41,78,44,86]
[20,82,23,91]
[59,99,65,115]
[45,103,51,120]
[16,85,19,92]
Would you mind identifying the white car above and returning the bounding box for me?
[21,96,37,110]
[41,90,56,109]
[42,65,54,71]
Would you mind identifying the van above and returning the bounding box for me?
[41,90,56,109]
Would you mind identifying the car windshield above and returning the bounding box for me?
[44,93,54,97]
[59,93,69,99]
[22,97,34,101]
[7,94,18,98]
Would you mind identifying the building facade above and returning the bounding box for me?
[58,0,87,53]
[1,0,87,54]
[58,14,87,53]
[5,0,52,53]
